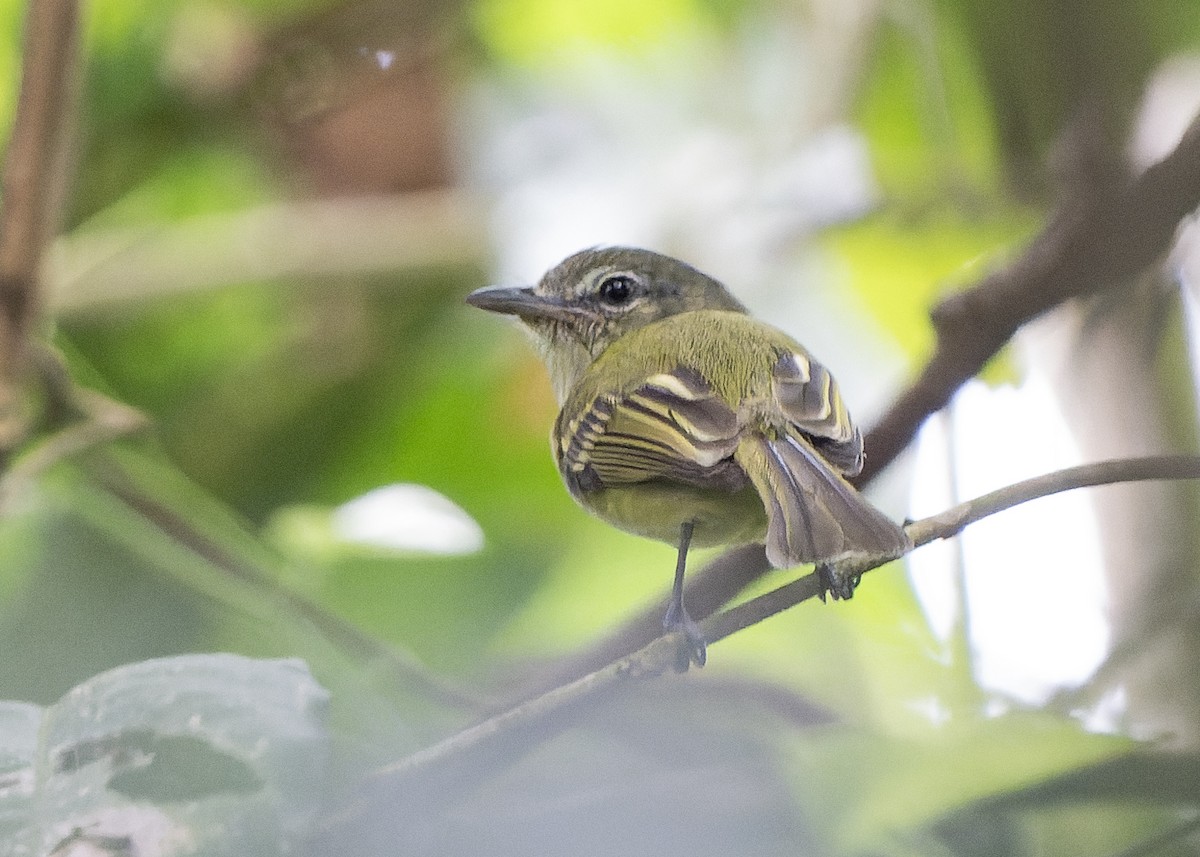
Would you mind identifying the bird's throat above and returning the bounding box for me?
[538,330,595,405]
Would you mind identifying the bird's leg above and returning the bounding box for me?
[663,520,706,669]
[816,562,859,602]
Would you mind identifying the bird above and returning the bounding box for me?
[467,247,909,667]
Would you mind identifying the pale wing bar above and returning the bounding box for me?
[559,368,746,494]
[772,351,864,475]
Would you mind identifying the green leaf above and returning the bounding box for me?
[783,711,1134,855]
[821,210,1034,368]
[0,654,329,857]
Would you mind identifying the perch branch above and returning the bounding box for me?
[707,455,1200,642]
[336,455,1200,833]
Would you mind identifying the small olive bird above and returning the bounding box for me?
[467,247,908,666]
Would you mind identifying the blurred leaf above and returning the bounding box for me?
[821,210,1034,370]
[784,711,1133,856]
[322,675,826,857]
[473,0,716,66]
[0,654,329,857]
[715,561,981,735]
[0,462,223,702]
[0,702,40,848]
[950,750,1200,812]
[855,8,1001,203]
[932,750,1200,857]
[494,515,683,656]
[0,442,475,758]
[61,264,482,522]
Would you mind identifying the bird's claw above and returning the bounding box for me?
[663,605,707,671]
[817,563,859,602]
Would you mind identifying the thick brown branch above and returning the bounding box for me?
[857,110,1200,483]
[0,0,79,448]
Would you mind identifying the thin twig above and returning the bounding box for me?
[45,190,487,316]
[708,455,1200,644]
[341,455,1200,824]
[0,0,79,450]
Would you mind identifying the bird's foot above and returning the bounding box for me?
[663,602,707,671]
[817,562,859,602]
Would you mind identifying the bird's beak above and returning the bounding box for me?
[465,285,591,324]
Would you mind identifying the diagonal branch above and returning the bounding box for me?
[857,109,1200,483]
[325,455,1200,840]
[707,455,1200,643]
[0,0,80,451]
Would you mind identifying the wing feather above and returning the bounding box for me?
[556,367,747,497]
[772,351,864,475]
[737,431,909,567]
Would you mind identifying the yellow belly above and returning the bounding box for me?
[576,482,768,549]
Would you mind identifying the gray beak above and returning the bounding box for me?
[465,285,590,324]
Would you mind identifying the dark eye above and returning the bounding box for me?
[598,274,635,305]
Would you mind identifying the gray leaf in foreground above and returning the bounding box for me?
[1,653,329,857]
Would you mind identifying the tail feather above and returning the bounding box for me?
[738,432,909,568]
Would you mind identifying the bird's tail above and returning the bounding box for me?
[735,431,910,569]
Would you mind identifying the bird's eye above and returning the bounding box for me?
[598,274,635,305]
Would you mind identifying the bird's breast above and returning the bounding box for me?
[570,480,768,549]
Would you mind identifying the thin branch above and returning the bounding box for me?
[44,190,488,316]
[0,0,79,449]
[0,350,148,512]
[904,455,1200,548]
[331,455,1200,833]
[708,455,1200,644]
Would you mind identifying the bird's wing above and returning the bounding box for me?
[770,350,864,475]
[556,366,747,495]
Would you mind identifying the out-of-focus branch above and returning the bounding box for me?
[84,449,484,713]
[857,109,1200,483]
[44,190,488,316]
[0,0,79,451]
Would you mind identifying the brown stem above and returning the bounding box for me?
[0,0,80,451]
[857,110,1200,484]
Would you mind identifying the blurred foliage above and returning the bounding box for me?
[2,0,1200,854]
[0,654,329,857]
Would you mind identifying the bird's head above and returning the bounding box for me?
[467,247,746,401]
